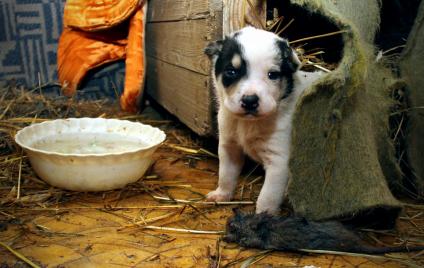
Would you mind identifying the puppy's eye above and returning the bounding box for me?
[224,67,238,78]
[268,71,281,80]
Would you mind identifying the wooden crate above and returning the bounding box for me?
[145,0,265,136]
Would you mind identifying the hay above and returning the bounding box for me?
[1,1,423,262]
[0,241,41,268]
[0,85,252,266]
[264,3,342,73]
[1,85,423,266]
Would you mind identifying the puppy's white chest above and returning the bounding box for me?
[236,121,271,163]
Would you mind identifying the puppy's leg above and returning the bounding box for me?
[207,141,244,201]
[256,156,289,214]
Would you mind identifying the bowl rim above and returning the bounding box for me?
[14,117,166,158]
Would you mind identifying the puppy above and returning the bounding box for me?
[204,27,323,214]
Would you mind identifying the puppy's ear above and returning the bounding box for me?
[277,39,301,74]
[204,40,224,59]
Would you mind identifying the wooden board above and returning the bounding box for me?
[146,56,215,135]
[145,0,222,136]
[146,19,212,75]
[145,0,265,136]
[147,0,221,22]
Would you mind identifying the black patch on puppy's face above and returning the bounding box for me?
[276,40,299,99]
[213,36,247,88]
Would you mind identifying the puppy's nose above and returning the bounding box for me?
[241,94,259,111]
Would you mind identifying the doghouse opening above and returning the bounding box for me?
[266,0,344,72]
[375,0,422,52]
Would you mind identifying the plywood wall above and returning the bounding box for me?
[145,0,223,136]
[145,0,265,136]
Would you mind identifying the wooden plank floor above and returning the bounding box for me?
[0,103,423,267]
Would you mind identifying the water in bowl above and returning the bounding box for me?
[31,133,148,154]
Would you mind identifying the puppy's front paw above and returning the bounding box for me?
[255,199,280,215]
[206,188,233,202]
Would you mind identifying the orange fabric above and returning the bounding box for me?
[64,0,140,31]
[121,5,146,113]
[57,28,127,96]
[58,0,147,113]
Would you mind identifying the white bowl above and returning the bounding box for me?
[15,118,166,191]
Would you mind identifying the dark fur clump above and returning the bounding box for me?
[224,210,424,254]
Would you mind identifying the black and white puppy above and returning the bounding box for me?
[205,27,323,214]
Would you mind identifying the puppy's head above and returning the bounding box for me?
[205,27,300,119]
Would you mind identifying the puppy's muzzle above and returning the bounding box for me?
[241,94,259,113]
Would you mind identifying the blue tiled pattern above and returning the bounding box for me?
[0,0,124,99]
